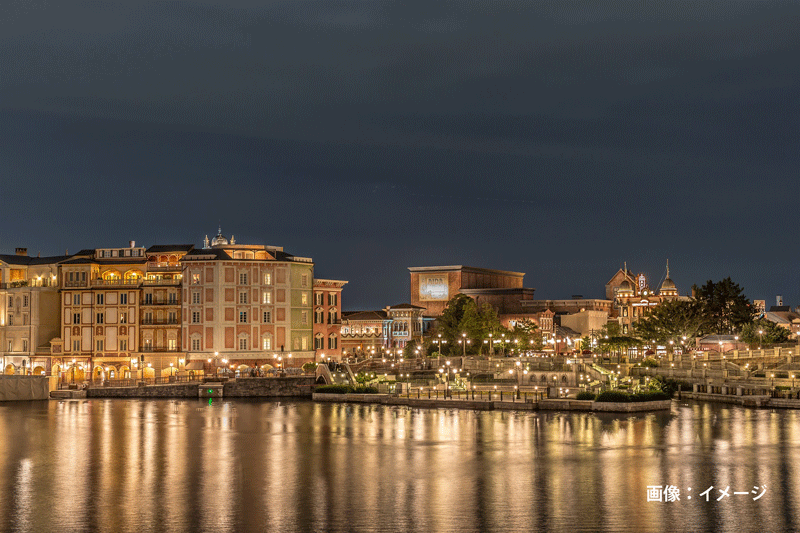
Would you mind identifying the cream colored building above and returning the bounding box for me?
[0,248,66,375]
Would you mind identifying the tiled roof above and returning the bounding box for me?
[146,244,194,253]
[389,303,425,309]
[0,254,71,266]
[342,310,389,321]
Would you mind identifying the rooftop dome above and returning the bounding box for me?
[659,261,677,294]
[210,226,229,247]
[618,279,634,293]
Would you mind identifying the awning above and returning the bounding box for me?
[185,361,205,370]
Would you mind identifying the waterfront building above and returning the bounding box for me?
[313,279,347,361]
[140,244,194,376]
[181,229,315,374]
[0,248,67,375]
[55,243,150,381]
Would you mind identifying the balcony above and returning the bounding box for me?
[142,278,181,286]
[63,281,89,288]
[92,278,143,287]
[146,263,182,272]
[139,347,181,353]
[141,299,180,306]
[141,319,180,326]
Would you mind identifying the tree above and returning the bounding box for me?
[633,299,705,346]
[432,295,502,355]
[507,319,541,354]
[739,319,791,347]
[692,278,754,334]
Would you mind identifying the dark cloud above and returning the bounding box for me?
[1,0,798,308]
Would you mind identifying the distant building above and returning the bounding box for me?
[607,262,688,335]
[340,303,432,356]
[408,265,533,316]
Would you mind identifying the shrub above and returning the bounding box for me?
[595,391,631,403]
[302,362,318,373]
[576,391,596,401]
[775,385,791,391]
[315,384,351,394]
[629,391,670,402]
[640,358,659,368]
[350,386,379,394]
[595,390,670,403]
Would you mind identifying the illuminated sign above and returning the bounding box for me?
[419,274,448,301]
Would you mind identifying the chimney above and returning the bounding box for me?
[129,240,135,248]
[15,248,27,256]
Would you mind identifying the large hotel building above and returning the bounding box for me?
[0,230,346,379]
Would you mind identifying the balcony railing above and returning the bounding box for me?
[63,281,89,288]
[146,264,182,272]
[141,319,180,326]
[139,347,181,353]
[92,278,143,287]
[142,278,181,285]
[141,299,180,306]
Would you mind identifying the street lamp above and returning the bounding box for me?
[759,330,764,349]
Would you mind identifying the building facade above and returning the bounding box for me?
[313,279,347,361]
[0,249,66,375]
[181,229,315,374]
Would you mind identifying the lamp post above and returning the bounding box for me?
[488,333,493,357]
[71,358,77,384]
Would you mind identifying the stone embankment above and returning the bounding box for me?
[312,393,672,412]
[50,377,316,399]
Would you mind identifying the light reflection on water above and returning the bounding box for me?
[0,399,798,532]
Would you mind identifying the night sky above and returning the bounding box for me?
[2,0,798,310]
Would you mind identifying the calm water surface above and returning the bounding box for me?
[0,398,798,532]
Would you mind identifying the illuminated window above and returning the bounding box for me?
[262,291,271,304]
[263,273,271,285]
[301,292,308,305]
[262,336,272,350]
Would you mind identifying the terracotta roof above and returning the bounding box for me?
[146,244,194,253]
[388,303,425,309]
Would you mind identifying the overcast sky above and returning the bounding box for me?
[1,0,798,309]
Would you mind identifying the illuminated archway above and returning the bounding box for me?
[4,364,15,375]
[32,366,45,376]
[102,269,121,281]
[124,269,143,281]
